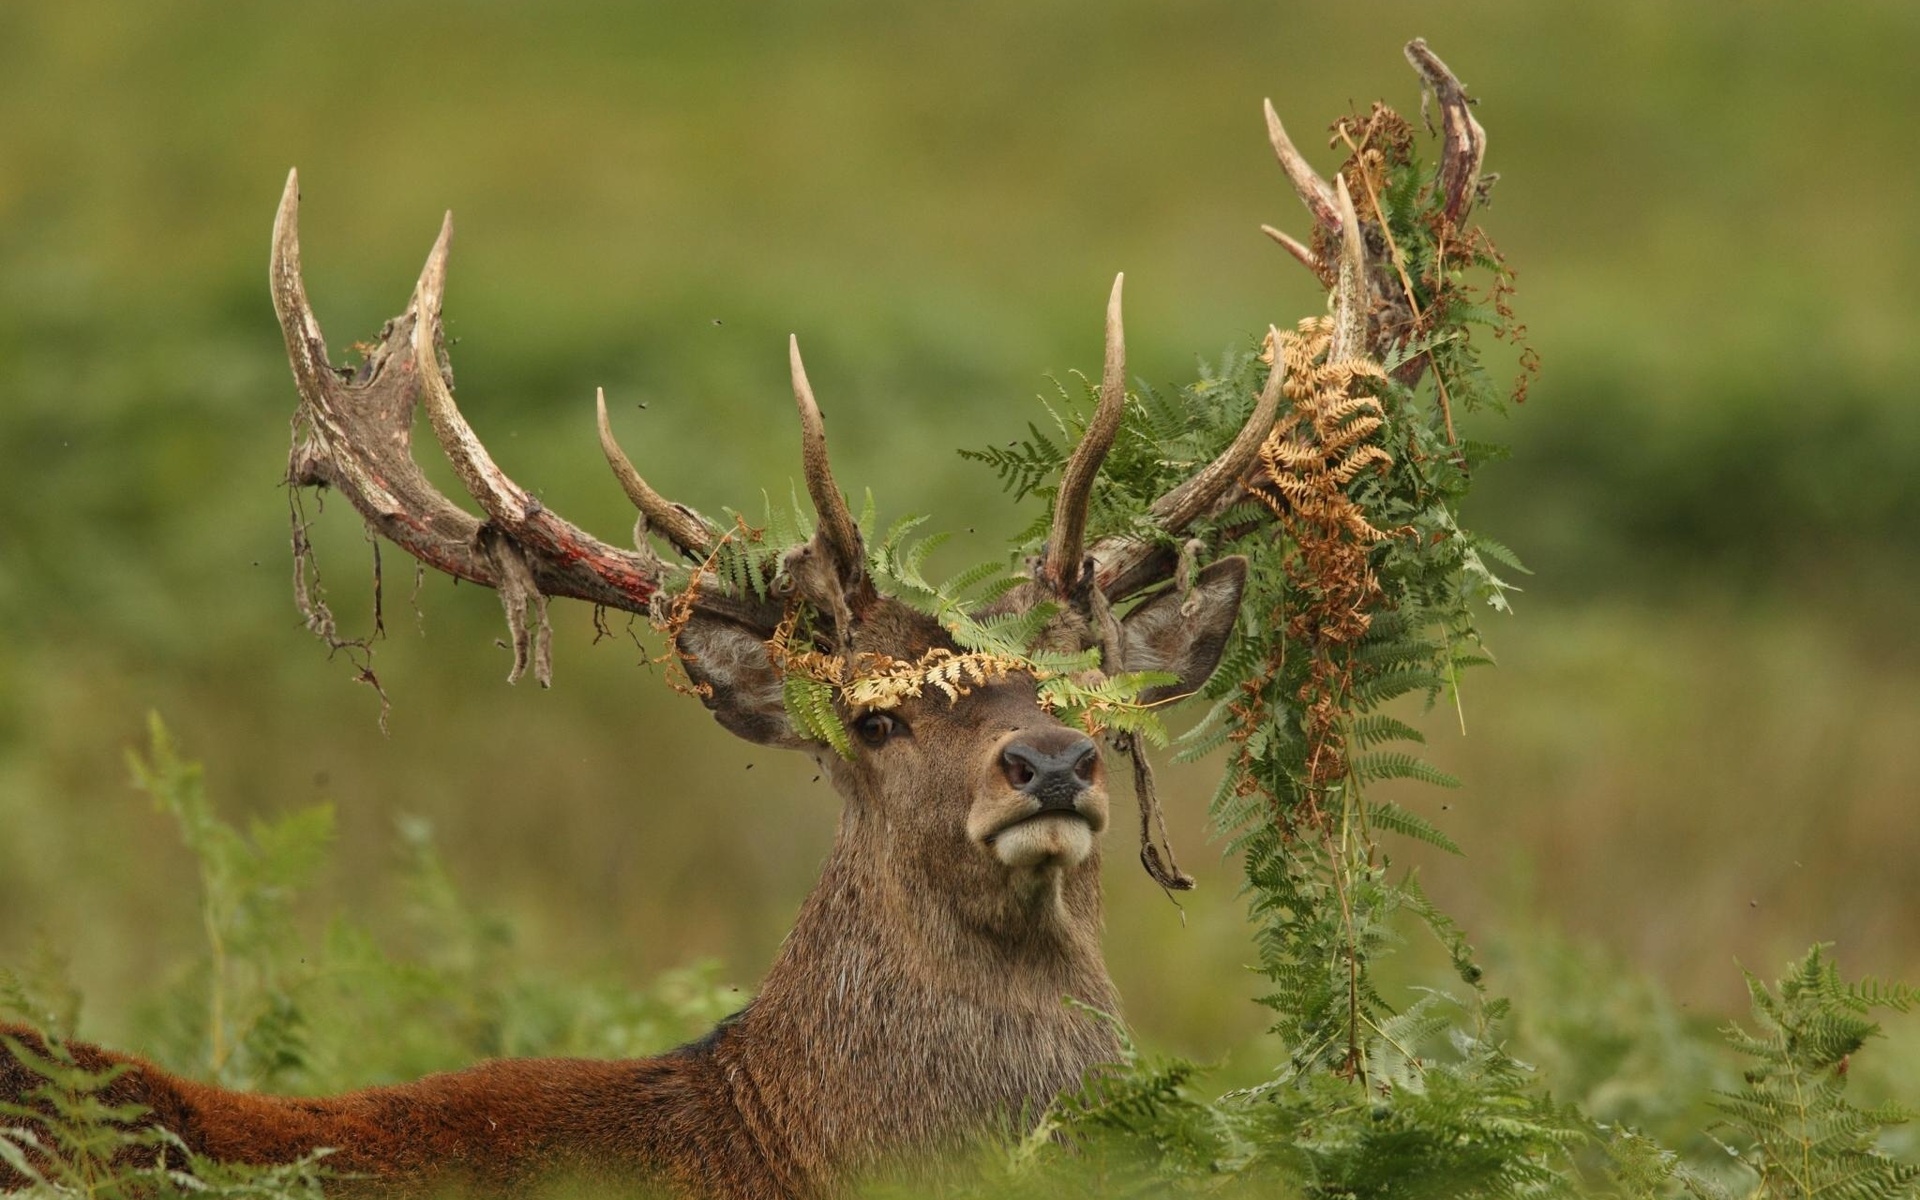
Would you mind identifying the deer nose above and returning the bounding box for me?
[1000,735,1099,810]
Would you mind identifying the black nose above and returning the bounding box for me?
[1001,734,1099,810]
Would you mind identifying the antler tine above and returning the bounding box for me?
[1041,273,1127,595]
[276,178,778,687]
[1088,323,1287,600]
[1405,38,1487,225]
[789,336,864,579]
[1146,326,1288,531]
[271,170,340,428]
[1260,224,1322,277]
[412,228,543,530]
[1089,107,1366,601]
[274,171,498,589]
[408,233,756,621]
[596,388,715,561]
[1090,47,1469,603]
[1328,175,1370,363]
[1263,98,1342,235]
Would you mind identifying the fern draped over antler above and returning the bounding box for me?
[963,39,1539,1100]
[1245,317,1399,819]
[1252,318,1395,549]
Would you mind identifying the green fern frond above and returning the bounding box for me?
[1710,947,1920,1200]
[958,421,1066,500]
[1366,801,1463,856]
[1352,752,1462,790]
[1349,713,1428,750]
[951,604,1058,660]
[782,675,852,761]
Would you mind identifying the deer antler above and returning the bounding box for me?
[1089,40,1487,603]
[1405,38,1487,225]
[1263,98,1342,239]
[777,336,876,644]
[789,337,865,584]
[1086,319,1304,603]
[596,389,715,562]
[1327,176,1370,364]
[1039,274,1127,595]
[1143,328,1288,536]
[272,170,770,684]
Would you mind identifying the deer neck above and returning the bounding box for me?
[717,806,1121,1185]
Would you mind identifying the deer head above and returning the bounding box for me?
[271,187,1262,943]
[269,190,1263,1177]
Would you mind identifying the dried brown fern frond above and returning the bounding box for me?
[841,648,1025,710]
[766,612,1026,714]
[1252,321,1395,548]
[1245,319,1402,815]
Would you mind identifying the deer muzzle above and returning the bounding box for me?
[1001,737,1098,807]
[972,729,1108,871]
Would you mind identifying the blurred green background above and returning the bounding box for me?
[2,0,1916,1075]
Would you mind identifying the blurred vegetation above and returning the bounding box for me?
[6,725,1916,1195]
[1,0,1916,1135]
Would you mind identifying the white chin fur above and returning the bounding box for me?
[991,815,1094,871]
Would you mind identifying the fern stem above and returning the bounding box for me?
[1790,1054,1814,1198]
[1438,618,1468,737]
[1333,778,1367,1084]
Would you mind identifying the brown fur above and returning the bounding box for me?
[2,591,1241,1197]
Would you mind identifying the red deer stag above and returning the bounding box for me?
[1,40,1485,1200]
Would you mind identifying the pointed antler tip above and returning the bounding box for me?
[269,167,324,357]
[412,210,454,310]
[1261,224,1320,273]
[1263,98,1340,230]
[595,387,622,459]
[1333,175,1364,259]
[1263,99,1289,143]
[1333,174,1360,228]
[1327,177,1369,361]
[594,383,713,560]
[431,211,454,256]
[273,171,301,239]
[1102,279,1126,375]
[789,337,826,431]
[789,335,814,387]
[1044,265,1132,589]
[786,337,861,575]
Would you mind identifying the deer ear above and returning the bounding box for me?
[675,615,810,749]
[1114,556,1247,705]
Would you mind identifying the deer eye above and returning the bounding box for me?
[855,712,898,748]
